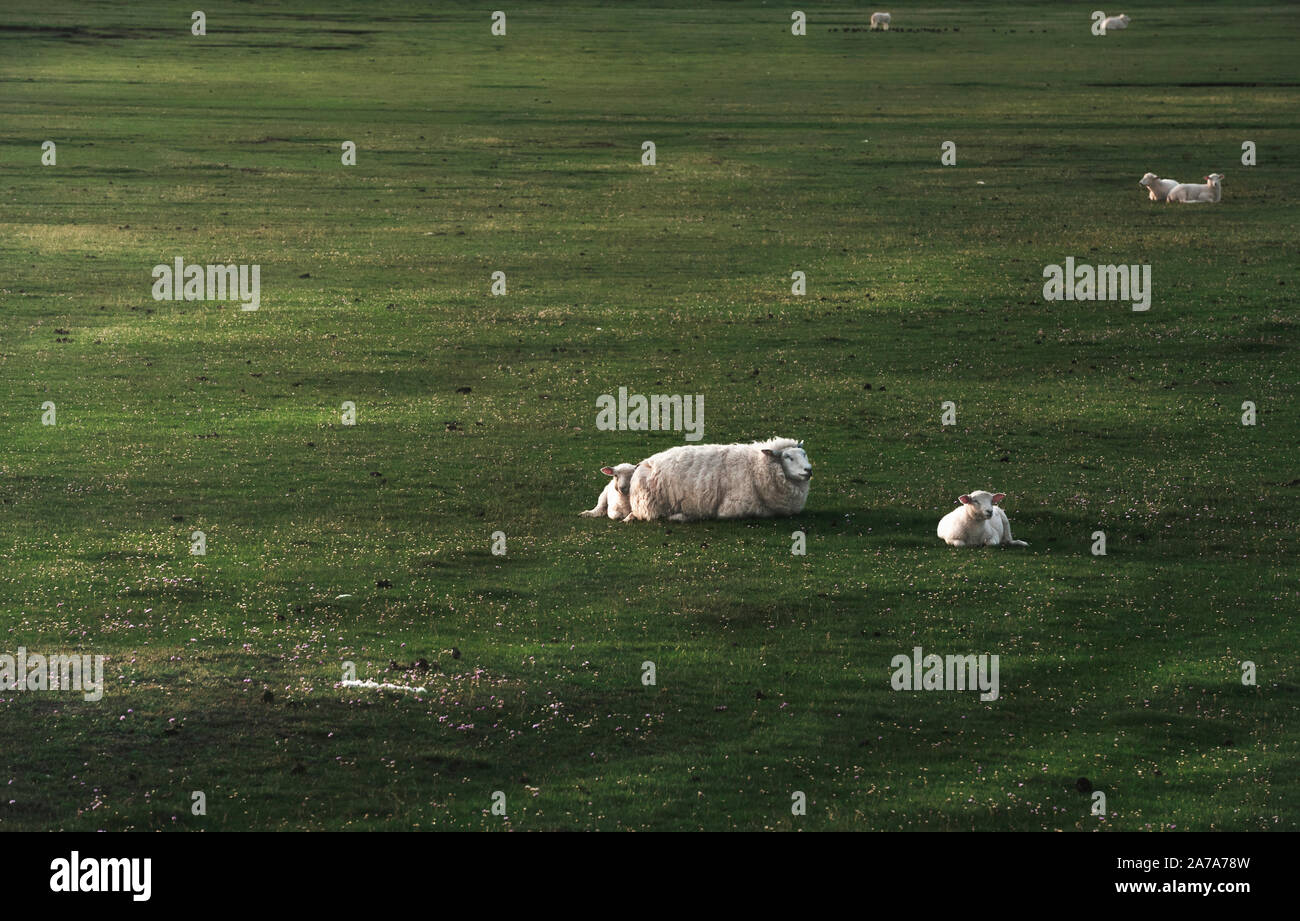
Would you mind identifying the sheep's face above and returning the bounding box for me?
[765,445,812,482]
[959,490,1005,520]
[1206,173,1224,185]
[1120,15,1131,23]
[1139,172,1160,187]
[600,463,637,497]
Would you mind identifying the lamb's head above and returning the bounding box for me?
[1206,173,1224,186]
[958,490,1005,520]
[1119,14,1131,24]
[600,463,638,498]
[762,442,812,483]
[1139,172,1160,188]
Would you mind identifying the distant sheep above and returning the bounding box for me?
[870,12,891,30]
[1102,14,1130,31]
[1139,172,1180,202]
[580,463,637,520]
[1166,173,1224,203]
[625,438,811,522]
[937,491,1028,548]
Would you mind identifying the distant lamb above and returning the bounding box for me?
[1166,173,1224,203]
[1139,172,1180,202]
[580,463,638,520]
[937,491,1028,548]
[870,12,891,30]
[625,438,811,522]
[1102,14,1130,31]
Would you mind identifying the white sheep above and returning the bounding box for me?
[625,438,811,522]
[1139,172,1180,202]
[1166,173,1224,203]
[937,490,1028,548]
[870,12,891,30]
[1102,14,1131,31]
[579,463,638,520]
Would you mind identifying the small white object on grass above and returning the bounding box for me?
[341,678,428,695]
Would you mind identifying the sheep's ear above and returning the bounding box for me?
[600,466,615,476]
[762,449,782,460]
[796,440,804,449]
[958,495,972,505]
[992,493,1006,504]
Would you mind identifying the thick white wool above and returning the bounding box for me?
[627,437,811,522]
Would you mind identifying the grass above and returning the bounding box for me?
[0,1,1296,831]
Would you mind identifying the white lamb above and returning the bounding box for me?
[1102,14,1130,31]
[870,12,891,30]
[625,438,811,522]
[1166,173,1224,203]
[1139,172,1179,202]
[579,463,638,520]
[937,491,1028,548]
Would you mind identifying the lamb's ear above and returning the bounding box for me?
[762,449,782,460]
[796,440,804,448]
[992,493,1006,504]
[958,495,972,505]
[600,466,615,476]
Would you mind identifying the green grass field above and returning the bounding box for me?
[1,1,1296,831]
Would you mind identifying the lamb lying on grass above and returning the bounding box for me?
[625,437,811,522]
[937,491,1028,548]
[1139,172,1180,202]
[1102,13,1130,31]
[580,463,638,519]
[1166,173,1224,203]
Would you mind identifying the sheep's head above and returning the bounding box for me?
[600,463,638,497]
[1206,173,1224,185]
[1120,14,1131,23]
[763,443,812,482]
[1139,172,1160,187]
[958,490,1005,520]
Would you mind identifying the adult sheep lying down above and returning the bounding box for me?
[625,438,811,522]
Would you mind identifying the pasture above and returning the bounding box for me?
[0,1,1296,830]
